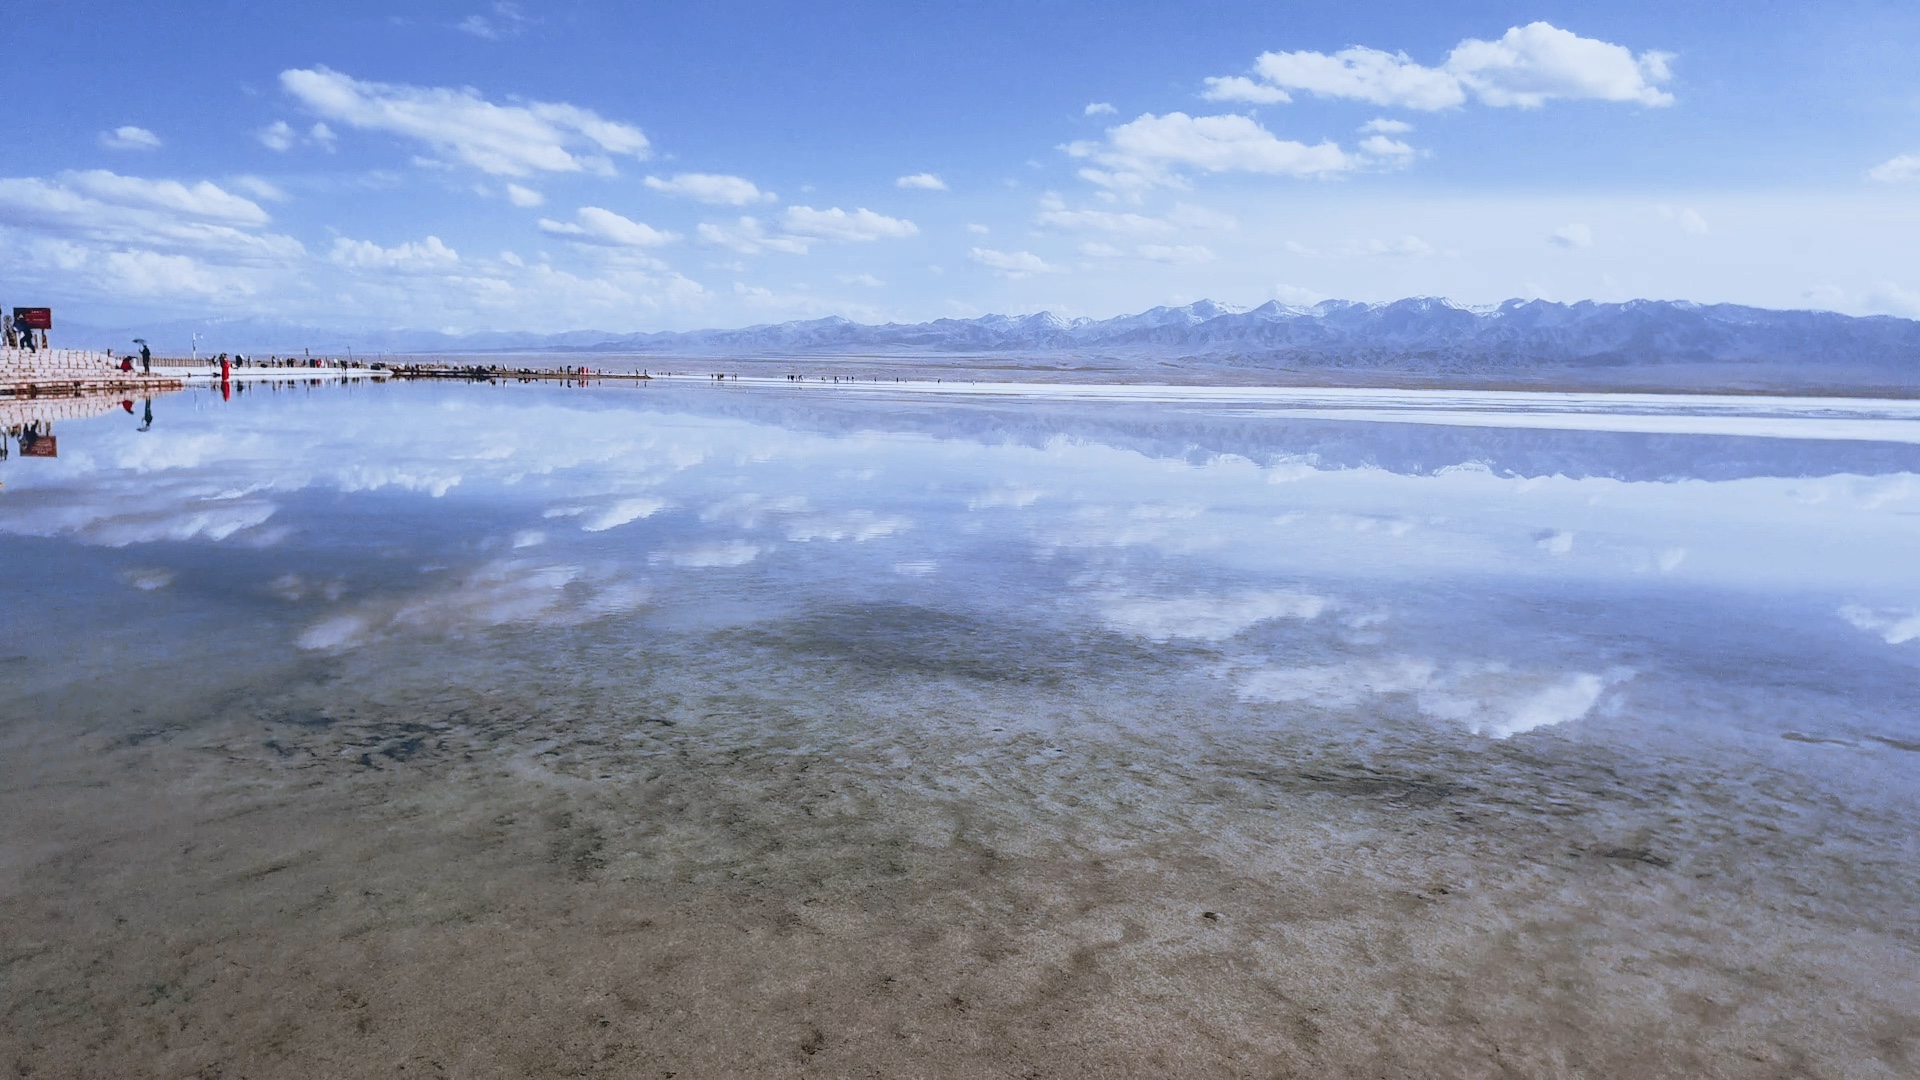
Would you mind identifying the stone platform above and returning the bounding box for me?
[1,347,184,395]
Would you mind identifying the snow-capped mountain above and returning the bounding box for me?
[66,298,1920,387]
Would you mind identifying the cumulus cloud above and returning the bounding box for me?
[1033,193,1238,237]
[969,247,1063,277]
[505,182,544,207]
[0,170,300,265]
[280,66,649,176]
[1212,22,1672,113]
[696,207,915,257]
[99,126,161,150]
[1868,154,1920,184]
[1361,118,1414,134]
[895,172,948,191]
[1358,134,1417,164]
[645,172,776,205]
[64,170,267,224]
[781,205,918,241]
[1085,102,1117,116]
[259,119,338,154]
[258,120,296,151]
[1037,204,1177,235]
[1200,76,1291,104]
[330,234,460,271]
[228,175,288,202]
[697,215,811,255]
[539,206,678,247]
[1066,111,1354,191]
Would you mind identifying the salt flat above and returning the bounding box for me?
[2,378,1915,1077]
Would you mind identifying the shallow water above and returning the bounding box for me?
[3,378,1917,1077]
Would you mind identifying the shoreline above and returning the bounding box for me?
[381,352,1920,400]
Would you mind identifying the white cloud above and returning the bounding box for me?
[280,66,650,176]
[1081,241,1215,264]
[1066,112,1354,191]
[457,2,531,40]
[969,247,1063,277]
[706,205,910,256]
[840,272,883,287]
[505,182,544,207]
[1085,102,1117,116]
[330,235,460,271]
[1868,154,1920,184]
[1255,46,1467,110]
[0,171,299,272]
[260,119,333,153]
[539,206,678,247]
[781,205,918,242]
[228,175,287,202]
[644,173,776,205]
[1135,243,1215,264]
[61,170,268,224]
[1200,76,1291,104]
[258,120,295,152]
[1361,118,1414,134]
[1217,22,1672,112]
[99,126,161,150]
[966,223,991,234]
[1448,23,1674,109]
[1549,223,1594,248]
[1358,135,1417,163]
[697,215,811,255]
[895,172,948,191]
[1036,201,1177,236]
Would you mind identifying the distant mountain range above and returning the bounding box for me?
[64,298,1920,389]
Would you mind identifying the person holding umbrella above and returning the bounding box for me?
[133,338,151,374]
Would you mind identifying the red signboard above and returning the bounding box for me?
[20,435,57,458]
[12,307,51,330]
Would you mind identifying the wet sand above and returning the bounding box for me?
[5,611,1916,1078]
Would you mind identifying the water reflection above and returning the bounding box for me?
[2,378,1917,1074]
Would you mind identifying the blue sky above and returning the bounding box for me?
[5,0,1920,332]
